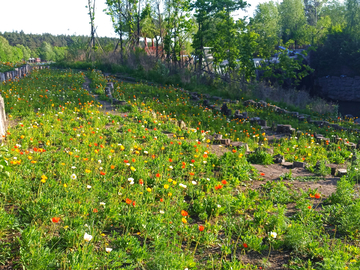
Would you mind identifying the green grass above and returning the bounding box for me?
[0,69,360,269]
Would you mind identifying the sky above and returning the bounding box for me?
[0,0,271,38]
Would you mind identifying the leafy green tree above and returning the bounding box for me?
[345,0,360,34]
[0,36,23,62]
[39,41,55,61]
[304,0,326,26]
[321,0,346,30]
[16,44,31,61]
[249,1,281,58]
[279,0,308,47]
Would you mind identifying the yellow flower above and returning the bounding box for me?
[41,175,48,180]
[172,181,177,185]
[120,145,125,151]
[164,184,169,189]
[27,156,32,160]
[168,192,172,197]
[85,169,91,173]
[147,188,152,192]
[130,166,136,171]
[168,178,173,182]
[63,184,67,188]
[182,218,187,224]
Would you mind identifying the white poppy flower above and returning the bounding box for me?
[71,174,77,180]
[269,231,277,239]
[84,233,93,242]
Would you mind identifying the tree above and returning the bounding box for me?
[321,0,346,29]
[304,0,326,26]
[279,0,308,47]
[16,44,31,61]
[249,1,281,58]
[345,0,360,34]
[39,42,55,61]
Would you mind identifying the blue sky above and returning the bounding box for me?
[0,0,271,38]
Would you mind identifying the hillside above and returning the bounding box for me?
[0,68,359,269]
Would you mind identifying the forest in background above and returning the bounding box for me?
[0,32,118,62]
[1,0,360,87]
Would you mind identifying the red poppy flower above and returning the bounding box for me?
[52,217,60,223]
[132,201,136,207]
[126,198,132,204]
[160,198,164,202]
[181,210,188,216]
[215,184,223,190]
[139,179,144,185]
[93,208,98,213]
[124,160,129,163]
[221,180,227,185]
[169,158,173,162]
[308,205,312,209]
[260,173,265,176]
[191,159,195,163]
[156,173,161,178]
[100,171,106,176]
[199,225,205,232]
[243,243,248,248]
[315,193,321,199]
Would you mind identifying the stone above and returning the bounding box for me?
[277,124,294,134]
[243,99,256,106]
[258,100,267,107]
[273,154,285,163]
[0,96,6,141]
[258,119,267,126]
[221,103,232,117]
[219,139,231,145]
[105,87,113,98]
[337,169,347,177]
[282,162,294,168]
[203,99,211,107]
[211,96,222,100]
[293,161,306,168]
[231,141,250,152]
[178,120,187,129]
[112,99,127,105]
[106,82,114,89]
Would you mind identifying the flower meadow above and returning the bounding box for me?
[0,69,360,269]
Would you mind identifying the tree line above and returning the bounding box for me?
[101,0,360,85]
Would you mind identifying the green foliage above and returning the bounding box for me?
[247,148,273,165]
[0,36,24,62]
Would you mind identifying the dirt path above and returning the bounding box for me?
[82,76,127,116]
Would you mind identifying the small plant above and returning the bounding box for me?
[247,149,273,165]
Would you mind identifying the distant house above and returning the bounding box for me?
[27,58,41,63]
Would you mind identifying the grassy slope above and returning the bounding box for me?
[0,69,359,269]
